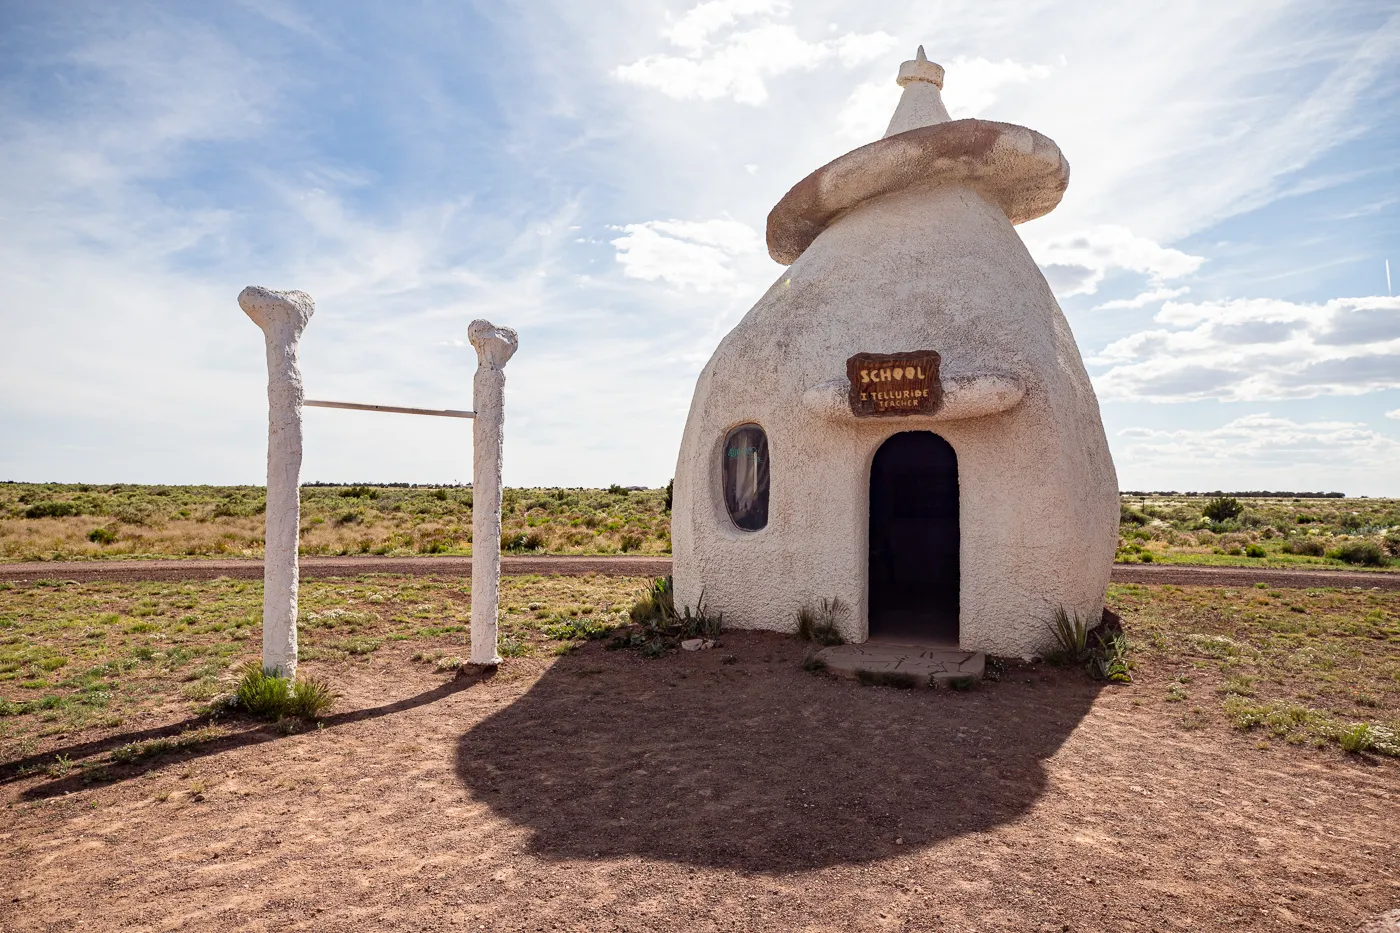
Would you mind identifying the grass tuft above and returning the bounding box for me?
[232,662,337,721]
[796,598,847,646]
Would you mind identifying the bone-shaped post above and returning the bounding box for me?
[239,286,315,678]
[468,319,518,666]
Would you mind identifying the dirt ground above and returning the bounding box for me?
[1,555,1397,590]
[2,632,1397,933]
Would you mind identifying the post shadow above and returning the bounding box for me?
[5,668,491,799]
[455,633,1102,873]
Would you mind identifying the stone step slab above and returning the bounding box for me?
[814,643,985,687]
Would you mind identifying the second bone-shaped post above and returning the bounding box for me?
[239,285,314,678]
[468,319,518,666]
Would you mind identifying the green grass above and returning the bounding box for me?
[1110,583,1400,757]
[0,573,650,758]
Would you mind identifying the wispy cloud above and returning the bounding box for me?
[1116,414,1400,495]
[1092,296,1400,402]
[614,3,894,105]
[1028,225,1205,298]
[610,218,764,293]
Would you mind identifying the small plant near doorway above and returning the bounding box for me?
[1045,607,1133,683]
[796,597,847,647]
[1045,607,1094,665]
[614,577,722,657]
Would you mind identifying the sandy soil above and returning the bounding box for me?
[2,633,1396,932]
[1,555,1397,590]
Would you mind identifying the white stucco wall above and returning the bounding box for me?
[671,182,1118,659]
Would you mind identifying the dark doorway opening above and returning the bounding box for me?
[868,431,959,645]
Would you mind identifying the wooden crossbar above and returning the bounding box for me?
[304,399,475,419]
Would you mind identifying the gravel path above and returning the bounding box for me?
[0,554,1396,588]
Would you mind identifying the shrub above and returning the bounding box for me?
[1045,607,1093,665]
[287,677,338,718]
[1337,722,1375,754]
[339,486,379,499]
[1330,541,1385,567]
[1089,633,1132,684]
[664,478,673,513]
[502,531,546,553]
[607,484,630,496]
[24,501,78,518]
[1244,544,1266,558]
[1283,537,1326,556]
[796,597,847,646]
[620,576,721,656]
[619,534,644,553]
[234,663,291,717]
[87,527,117,545]
[1386,531,1400,558]
[1119,504,1149,526]
[233,662,337,720]
[1203,497,1243,522]
[629,576,675,625]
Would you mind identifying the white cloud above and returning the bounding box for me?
[1388,408,1400,420]
[837,80,902,140]
[941,57,1052,119]
[615,2,894,105]
[610,218,763,292]
[1093,287,1190,311]
[1117,414,1400,485]
[1029,225,1205,298]
[663,0,787,51]
[1092,296,1400,402]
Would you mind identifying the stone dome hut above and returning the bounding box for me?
[671,48,1118,659]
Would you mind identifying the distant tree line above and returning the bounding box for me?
[1121,490,1346,499]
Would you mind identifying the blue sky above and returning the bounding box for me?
[1,0,1398,494]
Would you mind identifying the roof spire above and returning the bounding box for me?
[883,46,950,138]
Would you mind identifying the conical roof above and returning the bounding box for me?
[766,48,1070,265]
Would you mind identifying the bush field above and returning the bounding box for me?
[0,483,670,561]
[1115,493,1400,571]
[1,483,1397,569]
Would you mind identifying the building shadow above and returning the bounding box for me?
[4,668,490,799]
[455,633,1101,872]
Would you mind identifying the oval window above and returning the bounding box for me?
[722,424,769,531]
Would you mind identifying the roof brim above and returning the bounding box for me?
[766,118,1070,265]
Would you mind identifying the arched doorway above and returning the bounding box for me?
[867,431,959,644]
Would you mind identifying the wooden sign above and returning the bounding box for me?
[847,351,942,417]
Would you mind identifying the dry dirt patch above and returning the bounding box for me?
[2,626,1398,931]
